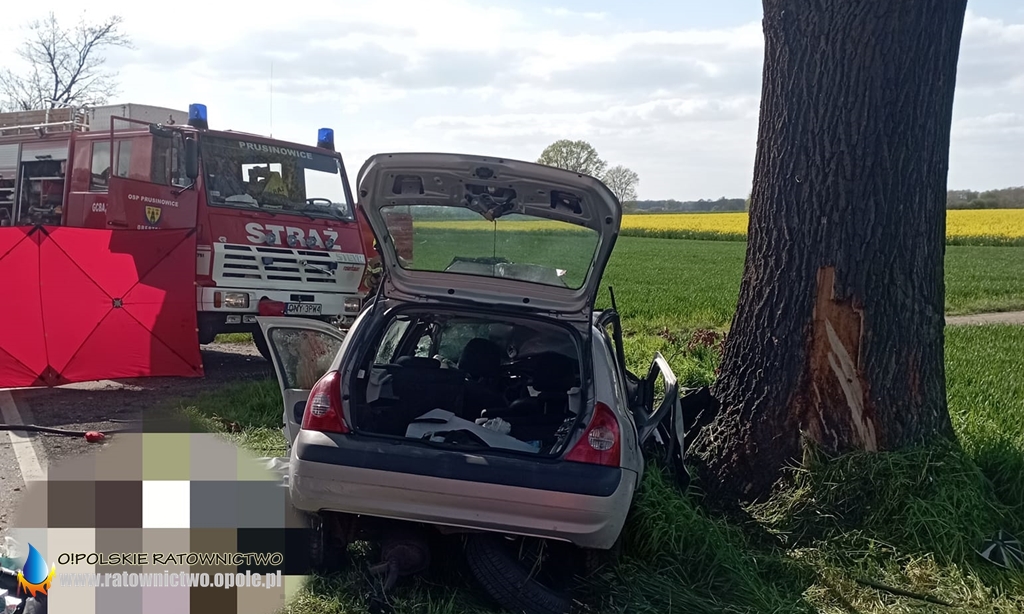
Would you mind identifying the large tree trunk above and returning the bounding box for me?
[690,0,967,503]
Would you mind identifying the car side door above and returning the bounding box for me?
[635,354,683,449]
[256,316,347,451]
[596,308,687,465]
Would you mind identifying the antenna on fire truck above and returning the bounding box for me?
[269,61,274,138]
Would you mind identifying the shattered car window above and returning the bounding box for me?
[269,328,343,389]
[374,319,410,364]
[437,322,499,363]
[414,334,433,357]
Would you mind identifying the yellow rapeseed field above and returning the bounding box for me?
[619,209,1024,244]
[945,209,1024,242]
[415,209,1024,246]
[619,213,748,239]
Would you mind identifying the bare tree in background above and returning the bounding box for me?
[602,165,640,209]
[0,12,133,112]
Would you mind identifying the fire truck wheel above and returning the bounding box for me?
[253,330,273,361]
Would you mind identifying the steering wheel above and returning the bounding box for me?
[305,198,334,207]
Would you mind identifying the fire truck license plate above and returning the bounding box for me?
[285,303,322,315]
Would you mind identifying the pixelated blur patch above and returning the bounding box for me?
[9,432,312,614]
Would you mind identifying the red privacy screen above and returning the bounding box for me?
[0,226,203,388]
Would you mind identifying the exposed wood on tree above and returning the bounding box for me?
[688,0,966,503]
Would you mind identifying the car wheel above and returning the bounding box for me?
[464,533,576,614]
[308,513,347,575]
[253,329,272,362]
[582,537,623,576]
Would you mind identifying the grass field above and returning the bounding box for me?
[393,230,1024,327]
[415,208,1024,246]
[217,212,1024,347]
[195,225,1024,613]
[215,237,1024,345]
[188,324,1024,614]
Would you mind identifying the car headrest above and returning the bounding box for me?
[458,338,503,378]
[529,352,578,392]
[394,356,440,369]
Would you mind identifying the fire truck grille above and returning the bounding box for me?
[211,243,366,292]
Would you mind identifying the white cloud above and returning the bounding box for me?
[542,7,607,20]
[0,2,1020,199]
[956,11,1024,93]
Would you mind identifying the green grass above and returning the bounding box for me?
[214,332,254,344]
[401,231,1024,330]
[945,325,1024,519]
[594,237,1024,330]
[615,227,1024,248]
[178,378,287,457]
[183,232,1024,613]
[185,323,1024,614]
[211,237,1024,347]
[598,238,744,332]
[944,248,1024,315]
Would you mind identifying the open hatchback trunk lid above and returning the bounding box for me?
[357,153,622,318]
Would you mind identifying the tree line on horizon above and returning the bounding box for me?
[630,187,1024,214]
[633,187,1023,214]
[946,186,1024,209]
[536,139,1021,214]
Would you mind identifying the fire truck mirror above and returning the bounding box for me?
[185,137,199,180]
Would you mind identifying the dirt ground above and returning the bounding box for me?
[0,342,271,537]
[945,310,1024,326]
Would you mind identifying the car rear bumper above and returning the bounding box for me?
[289,430,637,550]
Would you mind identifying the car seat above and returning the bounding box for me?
[458,338,508,413]
[362,356,465,436]
[458,338,503,378]
[484,352,579,441]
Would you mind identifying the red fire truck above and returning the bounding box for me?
[0,103,375,360]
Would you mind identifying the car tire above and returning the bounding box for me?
[582,537,623,576]
[308,513,347,575]
[464,533,573,614]
[253,329,272,362]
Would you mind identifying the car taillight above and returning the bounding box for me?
[564,402,620,467]
[300,371,349,434]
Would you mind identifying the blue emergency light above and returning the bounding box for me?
[188,103,209,129]
[317,128,335,151]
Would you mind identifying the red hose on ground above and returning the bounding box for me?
[0,423,141,441]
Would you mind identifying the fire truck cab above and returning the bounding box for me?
[0,103,374,359]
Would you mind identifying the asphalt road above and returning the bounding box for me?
[0,409,25,534]
[0,342,272,545]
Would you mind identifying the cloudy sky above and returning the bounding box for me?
[1,1,1021,200]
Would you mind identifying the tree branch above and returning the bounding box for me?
[0,11,132,111]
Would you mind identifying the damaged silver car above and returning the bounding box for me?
[258,152,689,614]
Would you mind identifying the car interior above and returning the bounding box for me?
[350,311,587,454]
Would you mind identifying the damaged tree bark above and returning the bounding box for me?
[689,0,967,503]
